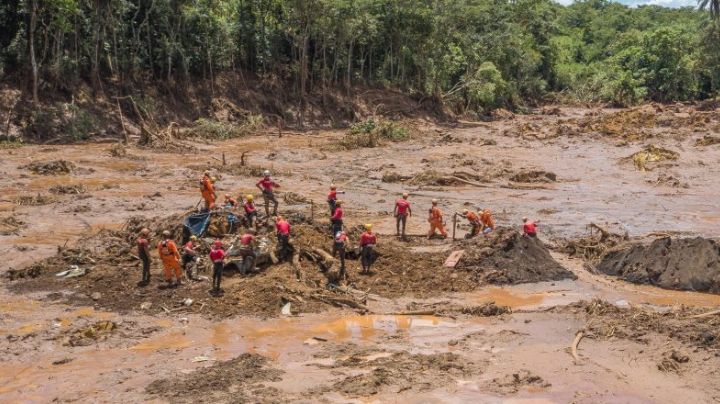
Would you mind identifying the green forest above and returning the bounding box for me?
[1,0,719,113]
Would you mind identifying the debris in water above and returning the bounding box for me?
[631,145,678,171]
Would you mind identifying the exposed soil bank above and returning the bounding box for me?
[597,237,720,293]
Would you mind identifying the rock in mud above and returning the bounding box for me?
[596,237,720,293]
[457,228,575,285]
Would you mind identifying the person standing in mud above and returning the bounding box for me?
[427,199,448,239]
[327,184,345,216]
[458,209,481,238]
[209,240,226,295]
[136,228,152,286]
[394,193,412,239]
[360,224,377,274]
[256,170,280,217]
[243,194,258,229]
[182,235,199,281]
[332,230,349,280]
[523,217,539,238]
[200,171,217,211]
[158,230,183,287]
[276,216,292,262]
[238,229,256,274]
[223,194,237,209]
[330,200,344,236]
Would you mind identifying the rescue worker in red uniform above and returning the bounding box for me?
[276,216,292,262]
[209,240,225,295]
[330,200,344,236]
[394,193,412,238]
[523,217,539,237]
[327,184,345,215]
[360,224,377,274]
[238,229,256,274]
[256,170,280,217]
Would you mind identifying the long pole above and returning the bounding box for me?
[452,213,457,241]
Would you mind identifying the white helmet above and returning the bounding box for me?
[263,170,271,177]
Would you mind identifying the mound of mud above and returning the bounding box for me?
[596,237,720,293]
[146,353,284,403]
[320,351,479,398]
[456,228,575,284]
[509,170,557,183]
[630,145,678,172]
[22,159,75,175]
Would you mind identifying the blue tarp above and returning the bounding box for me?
[183,211,212,237]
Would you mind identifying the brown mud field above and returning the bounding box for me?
[3,104,720,402]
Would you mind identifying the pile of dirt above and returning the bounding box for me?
[630,145,678,171]
[146,353,284,403]
[509,170,557,183]
[581,106,658,141]
[569,299,720,350]
[596,237,720,293]
[22,159,75,175]
[456,227,575,285]
[63,320,117,347]
[314,350,480,398]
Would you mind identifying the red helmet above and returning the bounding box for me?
[213,240,223,248]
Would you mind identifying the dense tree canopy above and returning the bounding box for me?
[0,0,717,111]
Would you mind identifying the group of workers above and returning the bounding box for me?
[136,169,540,296]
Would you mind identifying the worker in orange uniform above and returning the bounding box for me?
[427,199,447,239]
[394,193,412,239]
[360,224,377,274]
[256,170,280,217]
[458,209,481,238]
[327,184,345,215]
[480,208,496,235]
[200,171,217,211]
[276,216,292,262]
[157,230,182,287]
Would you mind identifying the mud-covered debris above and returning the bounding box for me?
[456,227,575,285]
[491,108,515,120]
[559,223,628,267]
[0,216,25,235]
[381,172,411,183]
[51,358,74,365]
[64,320,117,346]
[461,302,511,316]
[14,194,55,206]
[404,301,511,317]
[146,353,284,403]
[283,192,309,204]
[486,370,550,394]
[658,351,688,373]
[581,106,657,141]
[631,145,678,171]
[49,184,87,194]
[648,173,686,188]
[22,159,75,175]
[323,351,478,398]
[597,237,720,293]
[695,135,720,146]
[509,170,557,183]
[571,299,720,349]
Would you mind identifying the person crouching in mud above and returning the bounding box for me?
[209,240,225,295]
[360,224,377,274]
[238,229,256,274]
